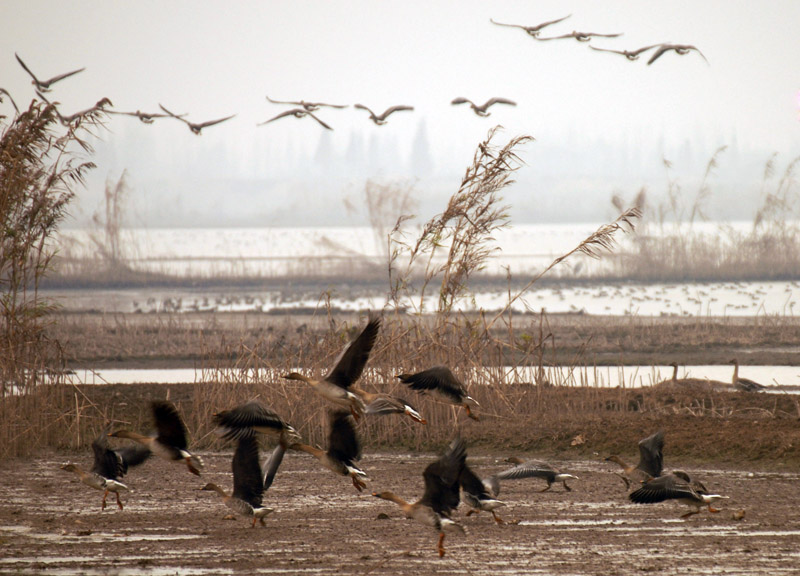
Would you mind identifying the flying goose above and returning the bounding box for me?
[489,15,572,38]
[257,108,332,130]
[354,103,414,125]
[450,97,516,116]
[397,366,480,420]
[495,457,579,492]
[0,88,19,115]
[589,44,660,61]
[15,53,84,92]
[213,400,298,442]
[108,109,179,124]
[266,96,347,111]
[605,430,664,489]
[647,44,707,65]
[158,104,235,135]
[459,464,505,524]
[629,471,729,518]
[538,30,622,42]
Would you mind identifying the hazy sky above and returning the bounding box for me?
[3,1,799,226]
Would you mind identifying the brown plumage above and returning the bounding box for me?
[15,53,84,92]
[489,15,572,38]
[257,108,332,130]
[158,104,235,135]
[629,471,729,518]
[397,366,480,420]
[451,97,516,117]
[647,44,708,66]
[354,103,414,125]
[605,430,664,489]
[495,457,579,492]
[728,358,766,392]
[373,437,466,557]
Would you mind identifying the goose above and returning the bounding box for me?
[605,430,664,489]
[289,410,368,491]
[495,457,578,492]
[158,103,235,135]
[489,15,571,38]
[397,366,480,420]
[459,464,505,524]
[373,437,466,557]
[212,400,298,442]
[109,400,204,476]
[538,30,622,42]
[61,427,150,510]
[108,109,179,124]
[266,96,347,111]
[283,312,380,420]
[629,471,729,518]
[589,44,660,61]
[15,53,84,92]
[647,44,707,66]
[257,108,332,130]
[728,358,766,392]
[354,103,414,125]
[450,97,516,117]
[202,435,285,527]
[36,91,112,126]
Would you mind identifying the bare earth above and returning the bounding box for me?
[2,449,799,575]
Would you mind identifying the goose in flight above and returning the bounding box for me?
[282,312,381,420]
[397,365,480,420]
[159,104,235,135]
[629,471,729,518]
[373,437,466,557]
[61,427,150,510]
[605,430,664,489]
[258,108,332,130]
[647,44,707,65]
[109,400,204,476]
[489,15,571,38]
[495,457,579,492]
[589,44,660,61]
[538,30,622,42]
[459,464,505,524]
[108,109,180,124]
[266,96,347,111]
[451,97,516,117]
[36,91,112,126]
[15,53,84,92]
[354,103,414,125]
[213,400,298,442]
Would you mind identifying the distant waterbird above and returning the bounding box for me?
[450,97,516,116]
[266,95,347,111]
[354,103,414,125]
[728,358,766,392]
[0,87,19,115]
[158,104,235,135]
[108,109,181,124]
[647,43,707,65]
[489,15,572,38]
[538,30,623,42]
[258,108,333,130]
[15,53,85,92]
[589,44,660,61]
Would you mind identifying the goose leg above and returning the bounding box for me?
[115,492,123,510]
[708,505,721,513]
[464,405,480,421]
[563,481,572,492]
[437,532,446,557]
[680,508,701,519]
[540,483,552,493]
[101,489,109,510]
[252,517,257,528]
[185,456,201,476]
[465,509,478,517]
[352,476,366,492]
[491,510,504,524]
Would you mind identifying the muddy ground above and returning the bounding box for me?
[1,448,799,575]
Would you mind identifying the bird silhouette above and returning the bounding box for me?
[589,44,660,61]
[159,104,235,135]
[0,88,19,115]
[451,97,516,116]
[647,43,707,65]
[354,103,414,125]
[538,30,622,42]
[258,108,333,130]
[15,53,85,92]
[489,15,572,38]
[108,109,181,124]
[36,91,112,127]
[266,96,347,111]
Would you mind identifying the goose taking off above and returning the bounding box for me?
[158,104,235,135]
[289,411,368,492]
[213,400,298,442]
[605,430,664,489]
[61,427,150,510]
[373,437,466,557]
[397,366,480,420]
[451,97,516,117]
[355,388,426,424]
[495,457,579,492]
[629,471,729,518]
[15,53,84,92]
[489,15,571,38]
[728,358,766,392]
[258,108,332,130]
[283,312,381,420]
[109,401,204,476]
[589,44,660,61]
[266,96,347,111]
[202,435,284,527]
[354,103,414,125]
[647,44,707,65]
[459,464,505,524]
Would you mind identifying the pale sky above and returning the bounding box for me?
[3,1,799,226]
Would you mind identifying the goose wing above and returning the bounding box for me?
[263,442,287,492]
[232,436,264,508]
[305,111,333,130]
[15,53,40,83]
[629,474,697,504]
[324,312,381,389]
[459,464,492,501]
[326,411,362,465]
[195,114,235,129]
[42,66,85,86]
[91,431,123,480]
[636,430,664,478]
[420,437,466,515]
[495,459,555,481]
[151,401,189,450]
[213,401,289,440]
[484,97,516,108]
[451,97,474,106]
[379,105,414,119]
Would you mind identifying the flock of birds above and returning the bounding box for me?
[62,312,733,558]
[2,14,705,134]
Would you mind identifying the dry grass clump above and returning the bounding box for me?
[0,95,103,457]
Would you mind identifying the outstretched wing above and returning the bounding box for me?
[636,430,664,478]
[324,312,381,389]
[213,401,289,440]
[420,437,466,515]
[232,436,264,508]
[398,366,465,403]
[152,401,189,451]
[326,411,362,465]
